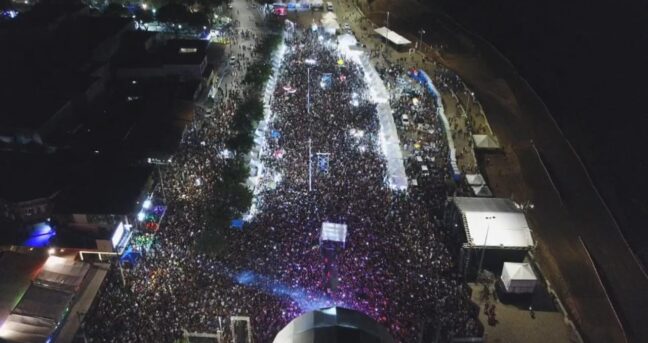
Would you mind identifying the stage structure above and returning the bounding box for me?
[319,222,347,248]
[320,222,347,291]
[447,197,535,280]
[273,306,395,343]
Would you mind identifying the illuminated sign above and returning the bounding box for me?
[111,222,125,248]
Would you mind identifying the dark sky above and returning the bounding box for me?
[431,0,648,260]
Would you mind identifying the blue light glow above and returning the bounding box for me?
[234,270,342,312]
[23,223,56,248]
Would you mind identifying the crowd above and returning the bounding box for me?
[83,24,481,343]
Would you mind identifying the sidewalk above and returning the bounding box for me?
[468,283,573,343]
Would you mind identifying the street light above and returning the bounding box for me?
[418,28,426,51]
[477,215,496,276]
[382,11,390,53]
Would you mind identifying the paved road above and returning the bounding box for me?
[437,19,648,343]
[210,0,263,104]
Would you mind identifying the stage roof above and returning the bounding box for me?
[453,197,534,249]
[374,27,411,45]
[274,307,394,343]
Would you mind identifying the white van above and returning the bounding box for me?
[327,2,333,11]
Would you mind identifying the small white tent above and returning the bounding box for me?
[322,11,337,21]
[473,134,500,149]
[465,173,486,186]
[471,184,493,197]
[500,262,537,294]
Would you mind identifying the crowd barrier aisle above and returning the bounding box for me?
[410,69,462,179]
[354,53,409,190]
[245,38,288,219]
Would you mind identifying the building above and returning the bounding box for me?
[0,6,199,232]
[0,250,110,343]
[0,13,134,150]
[113,31,209,82]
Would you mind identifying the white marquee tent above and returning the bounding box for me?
[374,27,411,46]
[465,173,486,186]
[453,197,534,249]
[473,134,500,149]
[321,12,337,21]
[471,184,493,197]
[501,262,537,294]
[321,12,339,30]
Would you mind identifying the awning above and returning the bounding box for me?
[374,27,411,45]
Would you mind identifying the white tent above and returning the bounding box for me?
[471,184,493,197]
[337,34,364,58]
[473,134,500,149]
[501,262,537,294]
[321,11,337,21]
[465,173,486,186]
[453,197,534,249]
[321,11,339,34]
[374,27,411,45]
[35,256,90,291]
[322,20,340,34]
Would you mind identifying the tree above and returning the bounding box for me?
[134,7,154,22]
[156,3,190,23]
[104,3,129,17]
[0,0,13,11]
[187,11,209,28]
[226,131,254,153]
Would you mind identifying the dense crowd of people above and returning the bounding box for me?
[83,23,481,343]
